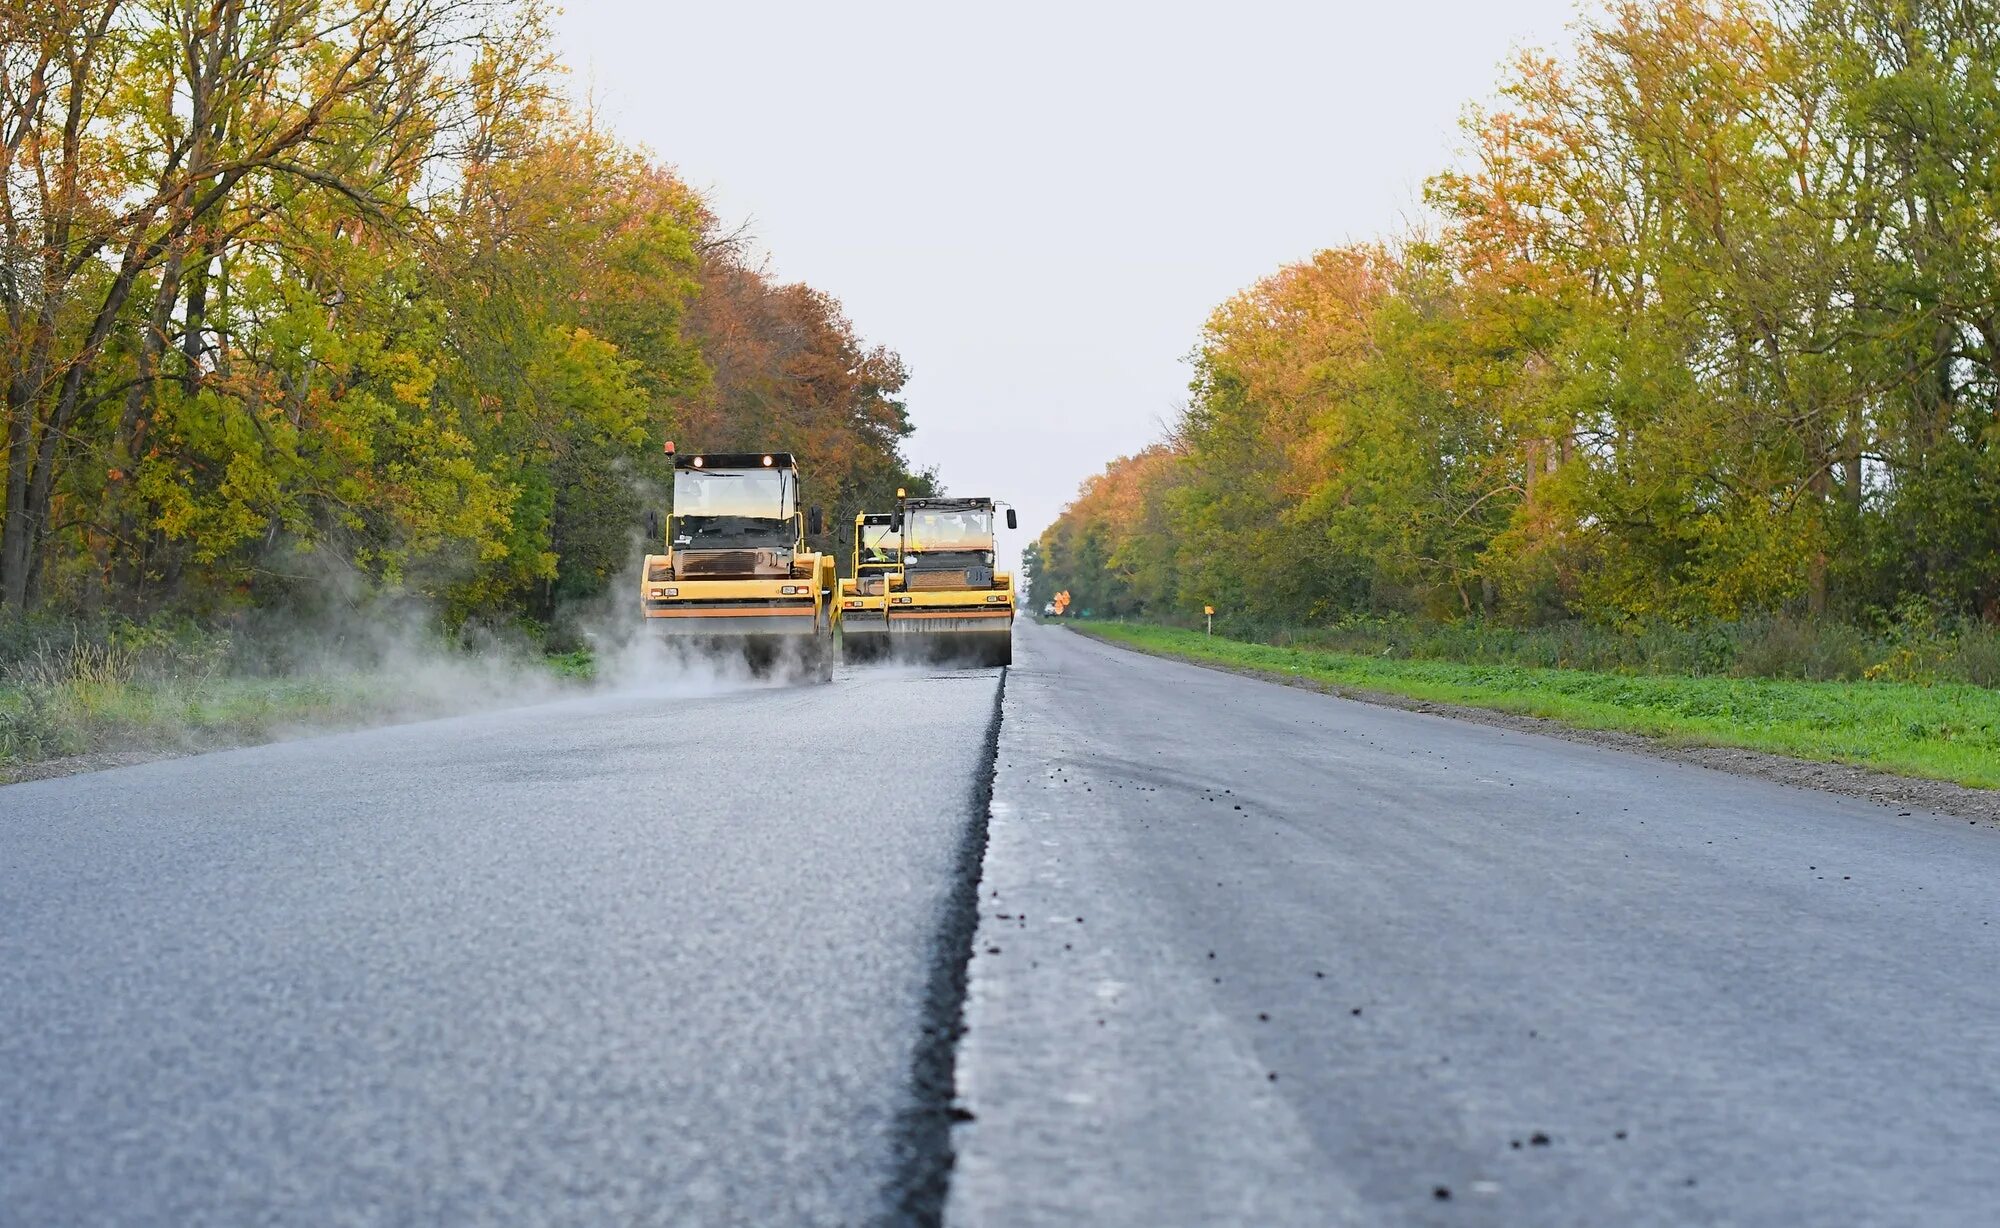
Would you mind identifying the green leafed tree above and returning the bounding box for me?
[1,0,928,631]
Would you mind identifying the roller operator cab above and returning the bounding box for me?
[886,495,1018,666]
[640,450,837,679]
[839,513,900,662]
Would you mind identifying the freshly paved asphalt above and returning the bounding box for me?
[1,664,1000,1225]
[10,621,2000,1227]
[948,622,2000,1227]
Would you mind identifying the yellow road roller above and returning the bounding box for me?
[639,448,836,678]
[884,494,1017,666]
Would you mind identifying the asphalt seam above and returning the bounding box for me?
[885,666,1005,1225]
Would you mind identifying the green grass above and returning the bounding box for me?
[1077,621,2000,790]
[0,673,436,777]
[1223,610,2000,686]
[545,649,597,682]
[1,648,591,780]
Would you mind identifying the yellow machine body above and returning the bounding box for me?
[885,496,1016,666]
[639,451,836,676]
[839,512,900,662]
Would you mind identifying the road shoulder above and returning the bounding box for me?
[1068,623,2000,826]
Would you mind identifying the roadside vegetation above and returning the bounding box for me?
[1077,622,2000,790]
[1028,0,2000,789]
[2,1,932,777]
[1031,0,2000,652]
[0,617,586,780]
[2,2,930,629]
[1159,609,2000,688]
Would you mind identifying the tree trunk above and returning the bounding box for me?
[2,392,34,609]
[1843,401,1863,513]
[1807,463,1831,618]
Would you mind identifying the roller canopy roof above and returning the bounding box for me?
[899,497,996,511]
[673,452,797,469]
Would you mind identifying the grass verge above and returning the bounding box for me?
[1075,622,2000,791]
[1,650,587,782]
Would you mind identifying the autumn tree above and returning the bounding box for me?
[1041,0,2000,634]
[1,0,930,627]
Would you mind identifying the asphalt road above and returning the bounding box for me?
[8,622,2000,1226]
[949,622,2000,1227]
[1,663,1000,1225]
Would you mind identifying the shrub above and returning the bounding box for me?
[0,687,83,761]
[1175,610,2000,688]
[1733,618,1870,681]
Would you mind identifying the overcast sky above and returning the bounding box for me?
[553,0,1581,568]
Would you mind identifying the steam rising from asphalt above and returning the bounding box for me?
[264,514,977,728]
[280,495,994,737]
[3,523,859,781]
[560,528,826,699]
[251,534,811,733]
[583,620,825,698]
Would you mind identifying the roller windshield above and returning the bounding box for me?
[906,508,993,552]
[857,523,902,565]
[672,468,796,546]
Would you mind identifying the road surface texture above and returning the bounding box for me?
[949,621,2000,1227]
[1,664,1001,1225]
[9,622,2000,1227]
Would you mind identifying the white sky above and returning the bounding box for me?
[553,0,1582,569]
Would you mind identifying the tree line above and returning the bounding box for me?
[1035,0,2000,634]
[2,0,929,627]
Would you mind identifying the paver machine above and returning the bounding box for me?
[884,493,1018,666]
[838,512,901,662]
[639,447,836,678]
